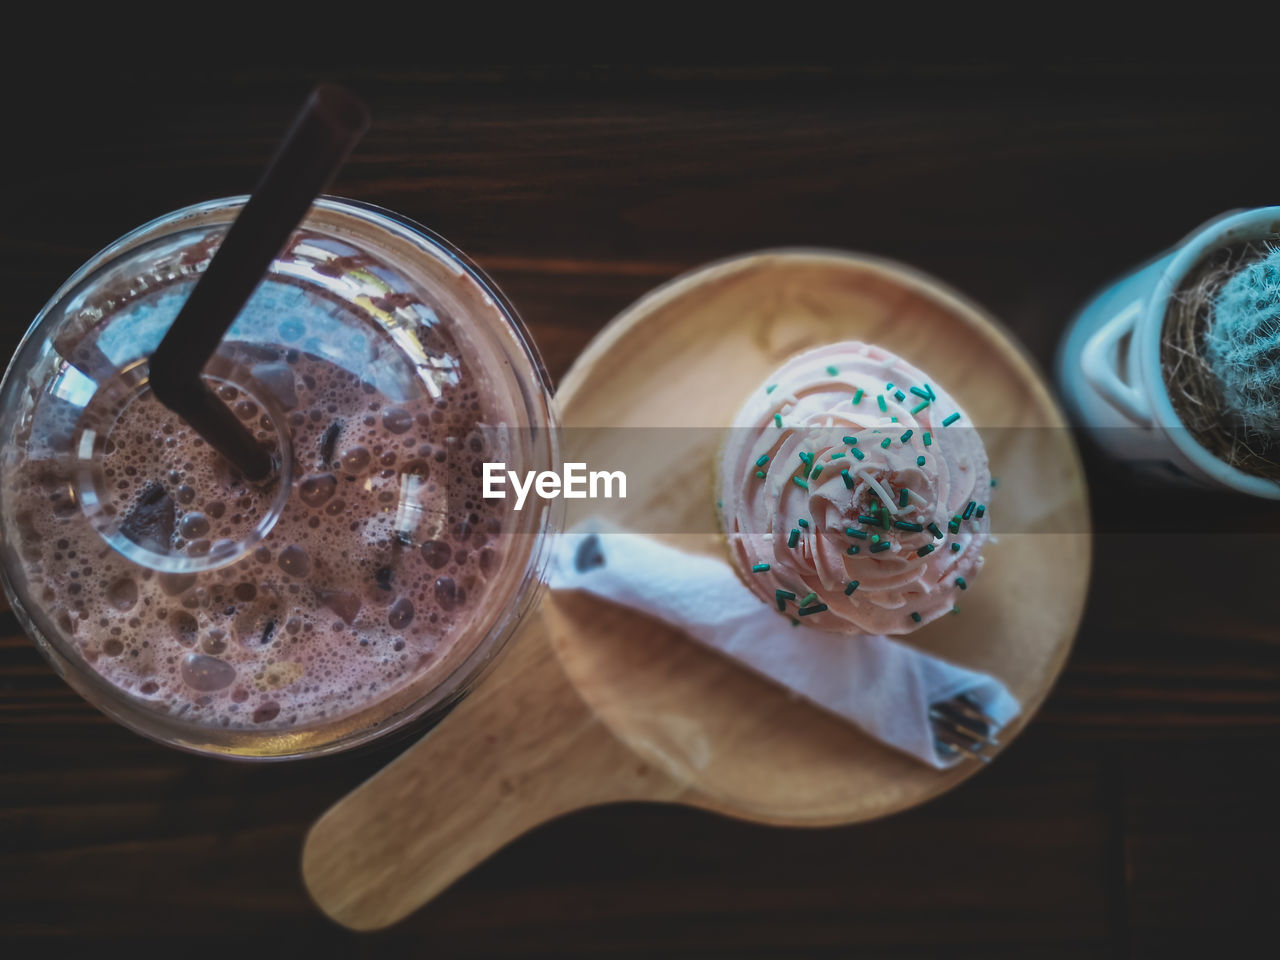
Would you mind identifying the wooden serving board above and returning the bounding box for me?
[302,250,1092,930]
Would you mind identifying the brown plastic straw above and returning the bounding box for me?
[149,85,370,480]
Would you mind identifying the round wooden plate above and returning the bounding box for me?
[303,250,1091,930]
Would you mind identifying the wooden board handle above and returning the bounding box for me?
[302,608,675,930]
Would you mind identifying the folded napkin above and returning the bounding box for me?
[546,523,1020,768]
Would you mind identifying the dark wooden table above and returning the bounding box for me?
[3,63,1278,957]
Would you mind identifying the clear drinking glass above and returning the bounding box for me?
[0,197,560,759]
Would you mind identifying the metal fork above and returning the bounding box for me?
[930,693,1000,763]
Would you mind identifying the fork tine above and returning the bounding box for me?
[931,700,990,730]
[947,694,998,728]
[928,708,1000,748]
[930,692,1004,763]
[937,725,996,758]
[933,733,991,764]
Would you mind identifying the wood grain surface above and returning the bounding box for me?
[3,61,1280,956]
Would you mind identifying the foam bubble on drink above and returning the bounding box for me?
[6,284,515,732]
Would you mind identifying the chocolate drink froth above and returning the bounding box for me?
[5,275,517,733]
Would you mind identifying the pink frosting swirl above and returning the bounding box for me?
[718,342,990,635]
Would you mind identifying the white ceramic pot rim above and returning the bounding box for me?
[1140,206,1280,499]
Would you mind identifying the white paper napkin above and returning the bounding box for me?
[546,522,1020,768]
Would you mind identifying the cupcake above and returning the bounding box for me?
[718,342,990,634]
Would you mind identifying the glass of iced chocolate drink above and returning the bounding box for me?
[0,197,559,759]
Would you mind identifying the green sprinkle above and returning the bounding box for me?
[845,580,860,595]
[950,542,961,552]
[843,436,858,445]
[909,386,931,400]
[841,469,854,489]
[717,499,723,509]
[776,588,796,601]
[900,429,913,443]
[826,365,839,376]
[792,476,809,491]
[858,514,879,526]
[755,470,766,479]
[870,534,880,544]
[852,388,864,405]
[923,431,932,447]
[898,487,910,507]
[910,400,930,415]
[963,500,976,520]
[917,544,935,557]
[956,576,967,590]
[846,528,869,540]
[990,477,999,488]
[851,447,866,461]
[910,611,922,623]
[951,606,960,615]
[975,505,986,519]
[877,394,888,412]
[811,463,824,481]
[948,517,961,534]
[895,520,924,532]
[787,528,800,548]
[799,451,813,464]
[942,412,961,427]
[752,563,770,572]
[870,541,891,553]
[829,451,846,460]
[880,437,892,449]
[928,522,943,539]
[917,455,926,467]
[894,390,906,403]
[774,413,783,428]
[797,518,809,529]
[766,384,778,394]
[846,544,860,554]
[885,382,895,390]
[798,603,828,617]
[925,383,936,400]
[890,417,898,423]
[755,454,770,467]
[800,591,818,607]
[791,617,801,626]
